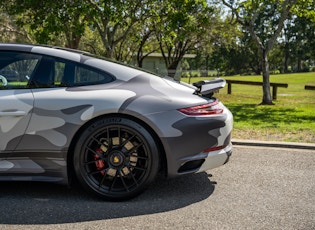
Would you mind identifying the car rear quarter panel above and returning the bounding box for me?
[143,108,233,177]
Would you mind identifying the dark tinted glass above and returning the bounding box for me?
[0,52,41,89]
[30,56,114,88]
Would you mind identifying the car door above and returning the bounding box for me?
[15,56,70,152]
[0,51,41,158]
[0,89,33,153]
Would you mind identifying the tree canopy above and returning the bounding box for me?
[1,0,314,103]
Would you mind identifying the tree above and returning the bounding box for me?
[282,15,315,72]
[0,9,33,43]
[206,16,263,76]
[85,0,152,59]
[135,27,158,68]
[154,0,216,78]
[4,0,88,48]
[222,0,297,105]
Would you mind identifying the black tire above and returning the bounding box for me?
[73,116,160,201]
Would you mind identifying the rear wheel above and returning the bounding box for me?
[73,116,160,200]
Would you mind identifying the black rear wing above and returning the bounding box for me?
[193,78,226,98]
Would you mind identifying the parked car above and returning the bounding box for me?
[0,43,233,200]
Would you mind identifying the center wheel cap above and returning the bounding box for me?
[109,151,125,167]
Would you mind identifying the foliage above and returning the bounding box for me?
[0,0,314,84]
[84,0,151,59]
[0,9,33,43]
[3,0,88,48]
[154,0,217,77]
[292,0,315,22]
[282,15,315,72]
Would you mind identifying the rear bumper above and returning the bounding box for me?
[196,143,232,173]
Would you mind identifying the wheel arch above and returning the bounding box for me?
[66,113,167,185]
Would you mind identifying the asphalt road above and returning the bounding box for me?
[0,146,314,230]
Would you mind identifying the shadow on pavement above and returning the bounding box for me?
[0,172,215,224]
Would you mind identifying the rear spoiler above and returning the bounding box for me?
[193,78,226,98]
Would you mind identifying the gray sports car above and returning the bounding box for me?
[0,43,233,200]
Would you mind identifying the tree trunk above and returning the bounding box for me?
[66,34,81,49]
[297,57,302,72]
[105,46,114,59]
[261,50,273,105]
[167,60,180,78]
[284,43,290,73]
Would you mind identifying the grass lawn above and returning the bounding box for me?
[182,72,315,143]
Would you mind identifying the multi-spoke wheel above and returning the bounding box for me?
[73,116,160,200]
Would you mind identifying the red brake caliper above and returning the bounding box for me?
[94,148,105,175]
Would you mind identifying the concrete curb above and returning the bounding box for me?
[232,139,315,151]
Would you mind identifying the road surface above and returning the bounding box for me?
[0,146,314,229]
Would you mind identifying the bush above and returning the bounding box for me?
[270,69,281,75]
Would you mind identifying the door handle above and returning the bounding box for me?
[0,111,27,117]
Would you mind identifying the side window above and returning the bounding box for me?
[30,57,65,88]
[74,65,113,85]
[0,52,41,89]
[30,56,114,88]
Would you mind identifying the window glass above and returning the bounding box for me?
[73,65,114,86]
[30,56,114,88]
[29,57,65,88]
[0,52,41,89]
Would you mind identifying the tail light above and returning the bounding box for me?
[178,101,224,116]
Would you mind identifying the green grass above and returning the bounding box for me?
[182,72,315,143]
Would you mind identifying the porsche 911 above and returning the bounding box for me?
[0,43,233,200]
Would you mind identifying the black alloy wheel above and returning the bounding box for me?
[73,116,160,200]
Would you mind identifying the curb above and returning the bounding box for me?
[232,139,315,151]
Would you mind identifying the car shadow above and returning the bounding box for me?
[0,172,216,224]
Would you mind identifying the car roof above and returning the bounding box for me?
[0,43,89,54]
[0,43,89,62]
[0,43,146,80]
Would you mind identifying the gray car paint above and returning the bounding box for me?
[0,43,232,183]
